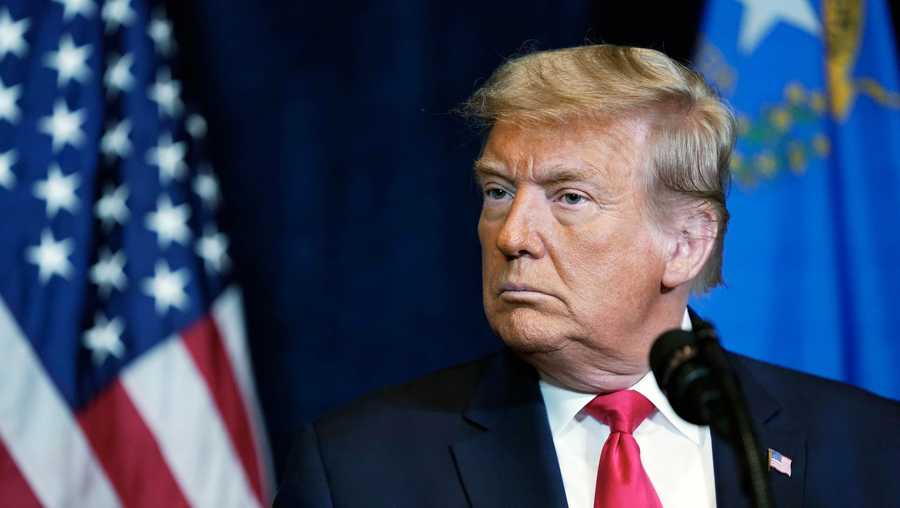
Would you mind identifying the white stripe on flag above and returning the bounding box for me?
[211,287,274,497]
[0,298,122,508]
[121,333,261,508]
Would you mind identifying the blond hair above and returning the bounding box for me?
[461,44,735,293]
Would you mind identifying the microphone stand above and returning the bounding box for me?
[695,326,773,508]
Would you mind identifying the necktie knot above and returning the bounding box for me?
[584,389,655,434]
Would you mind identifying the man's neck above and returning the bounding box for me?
[522,305,691,394]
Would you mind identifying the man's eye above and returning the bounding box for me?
[560,192,586,205]
[484,188,509,200]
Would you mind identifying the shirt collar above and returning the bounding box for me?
[538,309,703,445]
[629,366,704,445]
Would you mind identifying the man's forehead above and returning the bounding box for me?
[474,118,648,183]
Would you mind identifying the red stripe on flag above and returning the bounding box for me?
[182,315,265,504]
[77,380,191,508]
[0,438,42,508]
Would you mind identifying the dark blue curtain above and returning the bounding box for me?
[169,0,600,473]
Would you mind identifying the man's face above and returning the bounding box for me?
[477,117,671,378]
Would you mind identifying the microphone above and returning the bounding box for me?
[649,327,732,434]
[650,321,773,508]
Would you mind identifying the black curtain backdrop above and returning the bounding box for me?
[166,0,899,476]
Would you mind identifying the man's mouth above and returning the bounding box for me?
[500,282,540,293]
[498,282,557,301]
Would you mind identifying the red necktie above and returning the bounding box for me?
[584,390,663,508]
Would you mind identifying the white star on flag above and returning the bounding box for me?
[142,260,189,315]
[193,165,221,209]
[0,77,22,123]
[0,8,29,60]
[104,53,134,95]
[83,313,126,365]
[26,229,74,283]
[101,0,135,32]
[95,183,130,230]
[52,0,96,21]
[186,113,207,139]
[0,149,16,189]
[149,69,183,118]
[39,99,86,152]
[101,118,132,159]
[197,227,230,274]
[145,195,191,248]
[148,9,175,56]
[33,164,80,218]
[146,134,187,184]
[738,0,821,54]
[90,248,127,297]
[44,34,92,87]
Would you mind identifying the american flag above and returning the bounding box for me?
[0,0,272,506]
[768,448,792,477]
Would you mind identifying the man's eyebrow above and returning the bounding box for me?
[472,160,509,182]
[473,161,600,185]
[536,166,598,185]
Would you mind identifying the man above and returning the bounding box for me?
[274,45,900,507]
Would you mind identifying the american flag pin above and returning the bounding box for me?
[768,448,792,477]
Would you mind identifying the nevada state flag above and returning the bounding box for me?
[693,0,900,400]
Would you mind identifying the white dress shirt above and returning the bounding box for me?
[538,310,716,508]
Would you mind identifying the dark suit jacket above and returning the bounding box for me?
[275,347,900,507]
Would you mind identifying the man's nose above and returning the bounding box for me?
[496,190,546,260]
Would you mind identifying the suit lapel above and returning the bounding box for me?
[711,354,806,508]
[451,351,568,508]
[688,309,806,507]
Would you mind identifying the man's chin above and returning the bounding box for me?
[490,311,572,354]
[501,337,564,354]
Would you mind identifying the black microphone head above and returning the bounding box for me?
[650,328,724,428]
[650,329,698,388]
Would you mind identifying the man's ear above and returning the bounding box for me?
[661,204,718,290]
